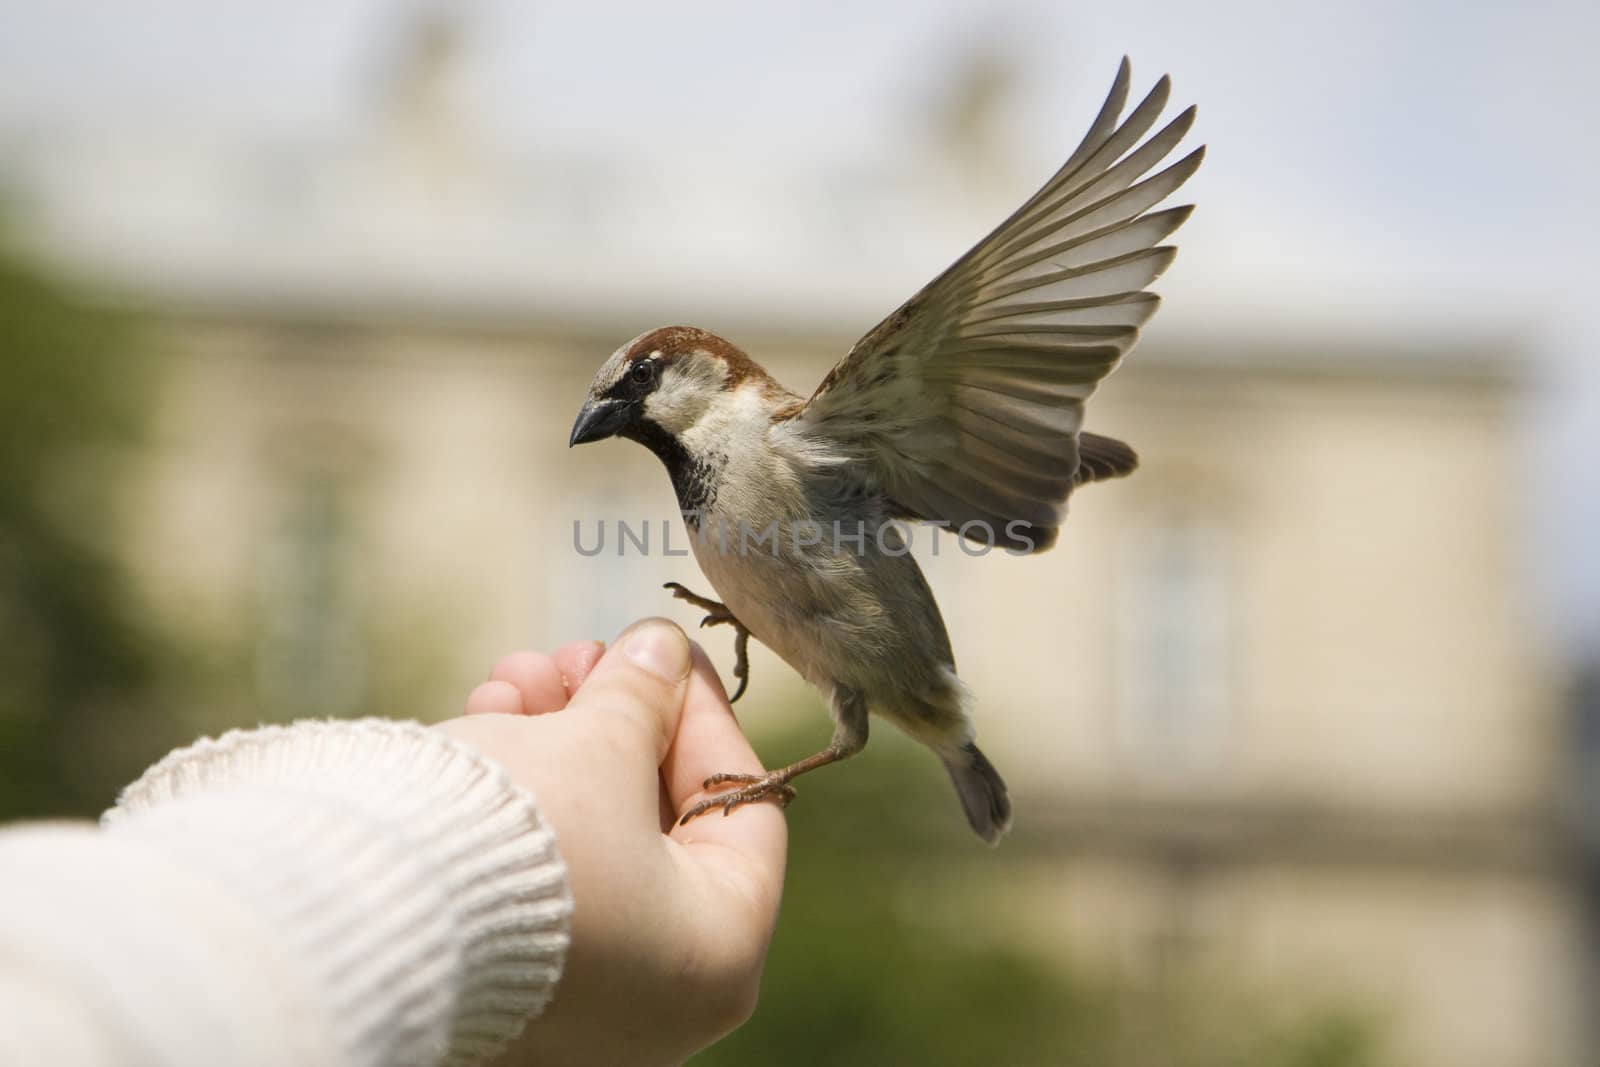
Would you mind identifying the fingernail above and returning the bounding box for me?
[624,620,690,682]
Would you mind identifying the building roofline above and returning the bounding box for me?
[94,275,1529,387]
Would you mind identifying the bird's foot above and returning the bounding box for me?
[677,771,797,825]
[663,581,730,620]
[663,582,753,702]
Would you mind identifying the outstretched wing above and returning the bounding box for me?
[782,59,1201,552]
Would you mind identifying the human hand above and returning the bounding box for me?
[436,618,787,1066]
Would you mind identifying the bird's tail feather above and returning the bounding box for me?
[944,742,1012,845]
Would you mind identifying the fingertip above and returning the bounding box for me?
[490,650,568,715]
[621,617,692,683]
[553,639,606,695]
[465,679,526,717]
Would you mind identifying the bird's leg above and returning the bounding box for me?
[678,688,869,825]
[663,581,753,702]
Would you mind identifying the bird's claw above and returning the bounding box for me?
[666,584,734,629]
[664,581,719,613]
[727,628,750,703]
[678,772,797,825]
[662,581,753,703]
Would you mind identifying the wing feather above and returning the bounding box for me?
[783,60,1201,553]
[960,291,1159,330]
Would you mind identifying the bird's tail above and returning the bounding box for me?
[943,742,1013,845]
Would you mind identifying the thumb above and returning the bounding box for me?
[568,618,693,767]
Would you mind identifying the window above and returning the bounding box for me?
[1115,514,1234,778]
[255,473,367,720]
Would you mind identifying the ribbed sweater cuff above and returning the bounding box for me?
[104,718,572,1067]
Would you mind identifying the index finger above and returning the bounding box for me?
[663,643,787,893]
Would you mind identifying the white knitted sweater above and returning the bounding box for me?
[0,719,573,1067]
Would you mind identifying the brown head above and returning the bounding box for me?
[568,326,773,447]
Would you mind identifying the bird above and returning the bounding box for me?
[568,59,1201,843]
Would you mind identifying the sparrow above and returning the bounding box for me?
[569,59,1201,843]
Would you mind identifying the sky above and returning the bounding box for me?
[1,0,1597,653]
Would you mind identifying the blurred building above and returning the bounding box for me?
[0,16,1581,1067]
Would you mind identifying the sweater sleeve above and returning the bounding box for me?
[0,718,572,1067]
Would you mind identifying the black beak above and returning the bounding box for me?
[569,398,631,447]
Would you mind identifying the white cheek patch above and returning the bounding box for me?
[643,358,727,435]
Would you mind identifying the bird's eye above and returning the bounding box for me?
[630,361,656,386]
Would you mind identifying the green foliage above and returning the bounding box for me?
[0,232,185,818]
[697,727,1384,1067]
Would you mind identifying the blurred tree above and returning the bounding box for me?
[0,227,186,819]
[697,727,1384,1067]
